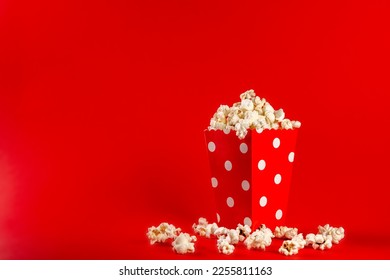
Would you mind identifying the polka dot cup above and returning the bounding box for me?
[205,129,298,229]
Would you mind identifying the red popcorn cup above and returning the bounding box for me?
[205,129,298,229]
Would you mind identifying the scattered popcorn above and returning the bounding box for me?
[214,226,241,255]
[274,226,298,239]
[236,224,252,242]
[257,224,274,237]
[318,224,345,244]
[293,233,306,249]
[244,225,274,250]
[226,229,240,245]
[147,222,181,245]
[217,236,235,255]
[192,217,219,238]
[305,233,333,250]
[172,233,197,254]
[279,240,299,256]
[214,227,229,238]
[306,224,345,250]
[279,234,306,256]
[205,223,219,238]
[279,233,306,256]
[148,220,345,255]
[208,89,301,139]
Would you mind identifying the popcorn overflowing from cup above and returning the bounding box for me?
[147,219,345,256]
[208,89,301,139]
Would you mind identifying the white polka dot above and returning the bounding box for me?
[259,196,267,207]
[241,180,250,191]
[226,197,234,207]
[273,138,280,148]
[258,159,266,170]
[223,128,230,134]
[239,143,248,154]
[216,213,220,223]
[211,177,218,188]
[256,127,263,134]
[208,141,216,152]
[275,209,283,220]
[274,174,282,184]
[244,217,252,227]
[224,160,232,171]
[288,152,295,162]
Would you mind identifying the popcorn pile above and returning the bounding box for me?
[147,219,345,256]
[208,89,301,139]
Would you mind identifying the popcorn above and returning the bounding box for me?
[226,229,240,245]
[148,220,345,255]
[281,119,293,130]
[241,99,254,111]
[192,217,218,238]
[257,224,274,237]
[274,226,298,239]
[217,236,235,255]
[147,222,181,245]
[279,234,306,256]
[306,233,333,250]
[236,223,252,242]
[214,227,229,238]
[213,225,242,255]
[208,89,301,139]
[263,102,275,114]
[274,109,285,122]
[240,89,256,100]
[172,233,197,254]
[318,224,345,244]
[292,233,306,249]
[205,223,219,238]
[306,224,345,250]
[244,225,274,250]
[265,110,276,124]
[292,120,301,128]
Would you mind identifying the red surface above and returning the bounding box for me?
[1,0,390,259]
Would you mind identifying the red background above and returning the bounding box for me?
[1,0,389,259]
